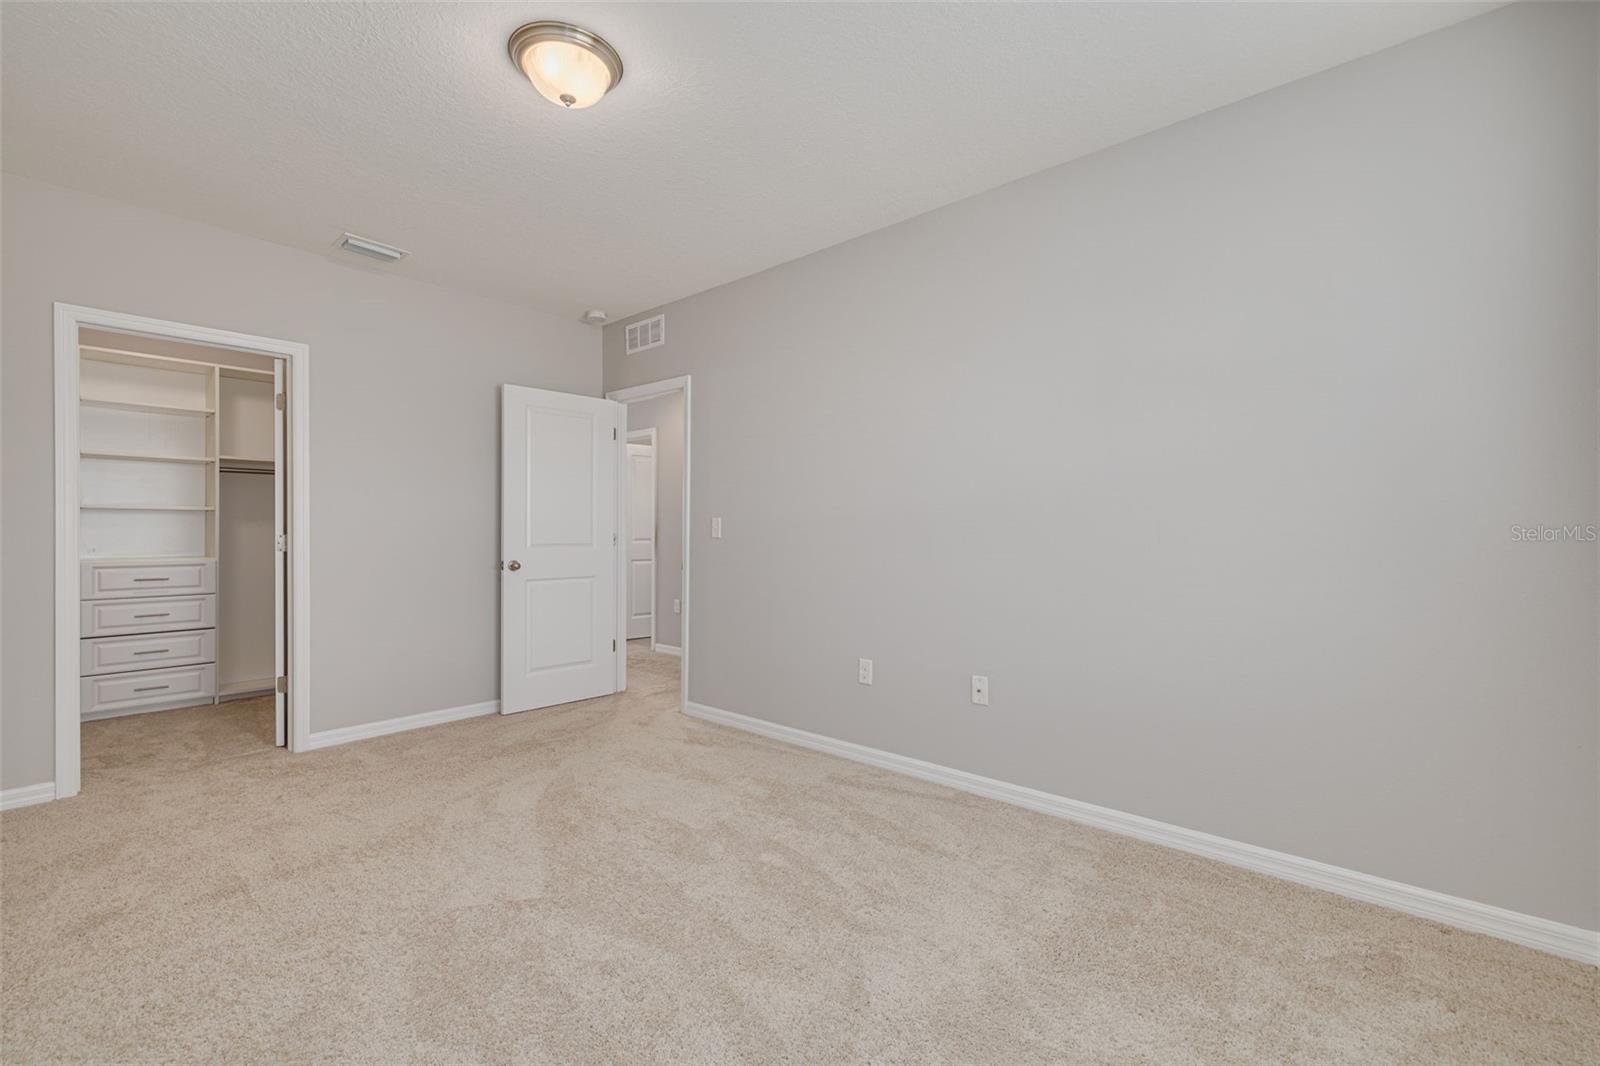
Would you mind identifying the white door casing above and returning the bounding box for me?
[500,385,623,713]
[626,439,656,641]
[54,303,312,800]
[273,360,287,745]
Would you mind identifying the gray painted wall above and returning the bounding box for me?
[605,4,1599,928]
[2,174,599,790]
[625,390,686,650]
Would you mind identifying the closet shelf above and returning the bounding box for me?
[80,345,218,375]
[81,450,214,465]
[78,554,215,564]
[218,454,273,464]
[80,397,214,416]
[80,504,215,512]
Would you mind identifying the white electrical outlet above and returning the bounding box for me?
[971,675,989,706]
[858,658,874,685]
[673,598,681,615]
[711,517,723,539]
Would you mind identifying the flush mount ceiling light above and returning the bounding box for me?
[508,21,623,110]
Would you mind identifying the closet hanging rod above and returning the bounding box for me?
[220,466,275,475]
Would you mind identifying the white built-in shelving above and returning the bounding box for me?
[79,350,217,559]
[77,340,280,716]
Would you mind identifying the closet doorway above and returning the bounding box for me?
[53,304,311,801]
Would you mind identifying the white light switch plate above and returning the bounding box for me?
[673,598,681,615]
[971,675,989,706]
[711,517,723,539]
[858,658,874,685]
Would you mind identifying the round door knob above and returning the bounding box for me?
[507,560,521,571]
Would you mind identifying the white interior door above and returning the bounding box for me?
[626,441,656,641]
[500,385,622,713]
[272,361,286,746]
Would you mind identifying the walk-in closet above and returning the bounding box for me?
[76,328,286,744]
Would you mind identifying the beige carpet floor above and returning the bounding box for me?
[2,642,1595,1064]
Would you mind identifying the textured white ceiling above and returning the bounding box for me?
[2,2,1494,322]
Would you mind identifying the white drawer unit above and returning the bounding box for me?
[80,555,218,721]
[81,594,216,638]
[81,559,216,600]
[81,629,217,677]
[80,663,217,720]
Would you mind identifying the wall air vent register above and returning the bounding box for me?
[625,315,665,354]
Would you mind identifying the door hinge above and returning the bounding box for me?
[275,533,287,551]
[275,392,286,411]
[612,532,618,546]
[613,639,617,652]
[613,427,617,440]
[276,675,287,694]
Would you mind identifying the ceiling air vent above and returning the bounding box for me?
[336,232,408,263]
[625,314,665,355]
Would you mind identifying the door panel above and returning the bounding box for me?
[628,560,653,617]
[524,577,595,670]
[528,410,595,546]
[627,442,656,640]
[501,385,621,713]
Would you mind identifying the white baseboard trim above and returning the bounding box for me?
[82,697,213,722]
[303,699,498,751]
[0,782,59,811]
[684,700,1599,966]
[652,643,682,656]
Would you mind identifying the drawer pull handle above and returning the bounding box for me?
[132,577,171,582]
[132,649,171,656]
[133,685,170,693]
[132,612,171,619]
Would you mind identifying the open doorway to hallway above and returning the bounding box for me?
[609,379,690,711]
[620,390,684,658]
[625,428,658,644]
[625,637,679,689]
[608,375,691,714]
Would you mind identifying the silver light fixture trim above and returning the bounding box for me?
[508,20,624,109]
[337,232,409,263]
